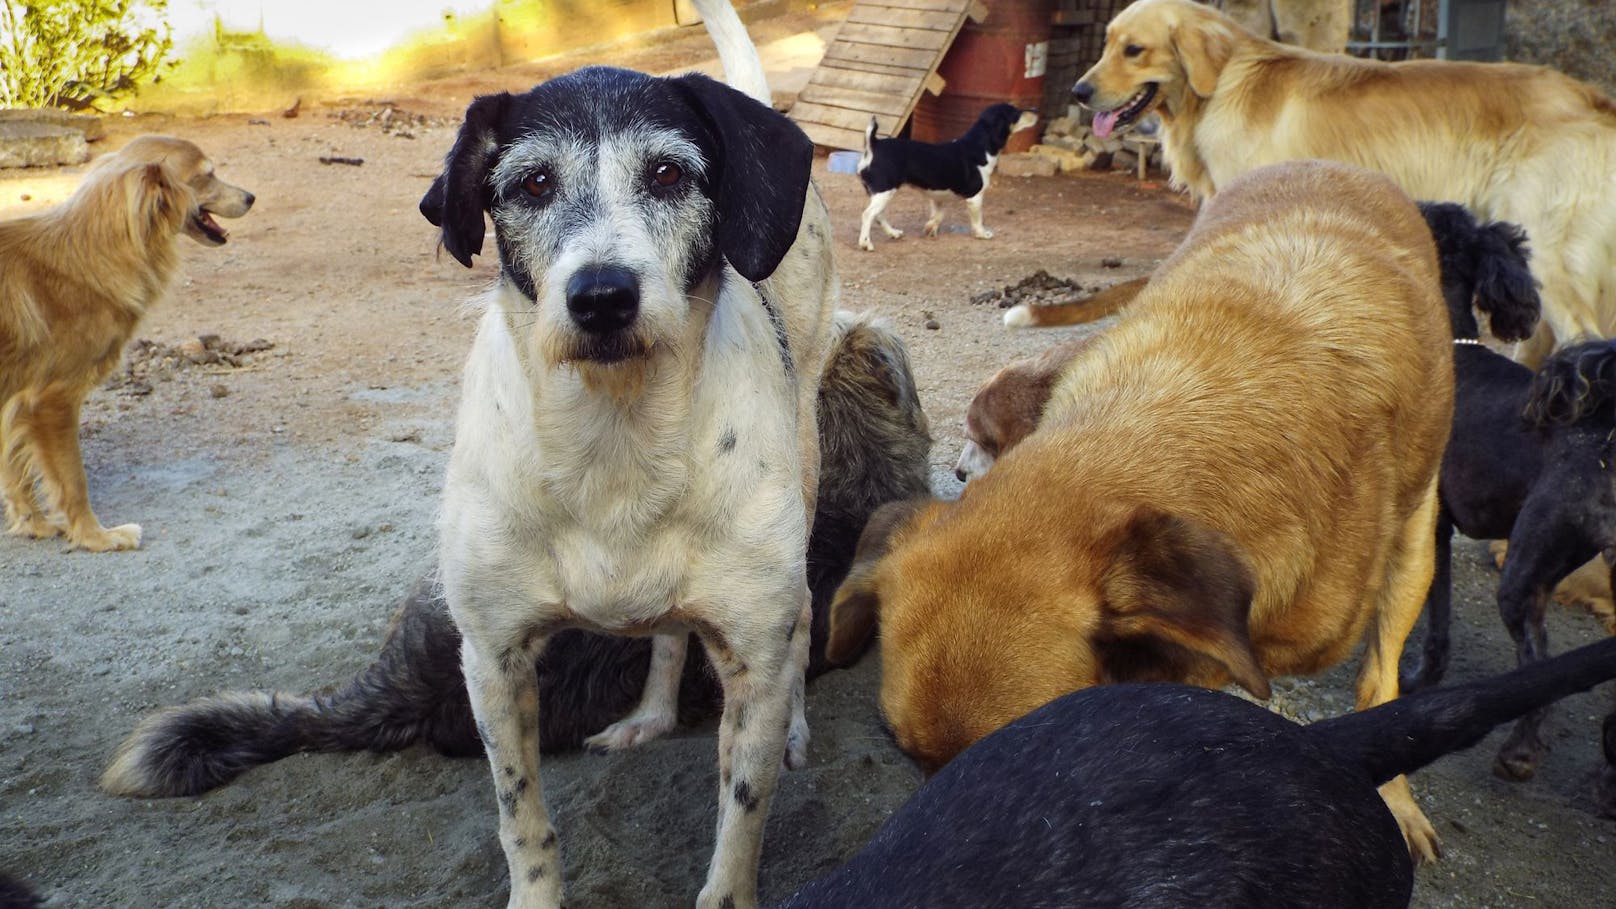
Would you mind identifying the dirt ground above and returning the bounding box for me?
[4,11,1616,908]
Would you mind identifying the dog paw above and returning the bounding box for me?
[1489,539,1508,570]
[70,522,142,552]
[858,237,875,251]
[783,717,810,771]
[1398,811,1442,866]
[883,226,904,239]
[584,712,676,753]
[1493,742,1544,781]
[973,228,995,240]
[5,512,60,539]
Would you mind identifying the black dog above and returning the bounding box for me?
[855,103,1036,251]
[770,636,1616,909]
[0,873,40,909]
[100,314,933,797]
[1402,202,1616,811]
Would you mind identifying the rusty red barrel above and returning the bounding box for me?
[911,0,1053,153]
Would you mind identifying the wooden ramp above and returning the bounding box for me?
[791,0,987,151]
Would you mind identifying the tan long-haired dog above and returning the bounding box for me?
[1073,0,1616,366]
[828,160,1454,863]
[0,135,253,551]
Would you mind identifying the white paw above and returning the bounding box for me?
[974,228,995,240]
[783,716,810,771]
[584,711,675,752]
[883,226,904,239]
[858,237,875,251]
[71,522,142,552]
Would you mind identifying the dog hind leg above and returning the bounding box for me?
[582,632,686,752]
[922,193,946,237]
[858,190,897,251]
[27,383,139,550]
[1356,477,1443,865]
[1,391,56,539]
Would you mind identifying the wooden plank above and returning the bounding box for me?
[966,0,989,23]
[846,6,961,30]
[924,71,947,95]
[812,65,928,97]
[862,0,969,11]
[792,100,904,135]
[834,22,951,51]
[800,122,873,152]
[821,41,939,71]
[798,83,912,117]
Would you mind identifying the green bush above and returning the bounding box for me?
[0,0,175,110]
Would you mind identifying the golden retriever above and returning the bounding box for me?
[0,135,253,551]
[1074,0,1616,366]
[828,160,1454,863]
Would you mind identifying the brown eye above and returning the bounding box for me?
[651,161,683,189]
[522,168,554,198]
[1124,43,1144,58]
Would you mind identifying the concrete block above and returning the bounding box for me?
[0,120,90,169]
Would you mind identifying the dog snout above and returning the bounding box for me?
[566,266,640,334]
[1072,81,1095,103]
[242,191,256,210]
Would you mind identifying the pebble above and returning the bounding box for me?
[13,722,35,736]
[924,319,940,330]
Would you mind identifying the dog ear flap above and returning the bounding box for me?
[670,73,813,282]
[1099,506,1269,698]
[128,162,187,233]
[825,497,934,666]
[1472,220,1541,343]
[1172,19,1234,98]
[421,92,510,268]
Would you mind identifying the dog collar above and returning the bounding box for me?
[1452,338,1485,346]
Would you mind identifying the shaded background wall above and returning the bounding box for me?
[1506,0,1616,94]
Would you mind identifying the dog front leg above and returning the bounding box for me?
[29,384,139,551]
[965,192,993,240]
[583,631,687,752]
[462,635,564,909]
[695,596,806,909]
[1,393,56,539]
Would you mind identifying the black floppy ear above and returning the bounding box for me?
[670,73,813,282]
[421,92,510,268]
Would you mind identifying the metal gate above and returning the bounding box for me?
[1347,0,1508,61]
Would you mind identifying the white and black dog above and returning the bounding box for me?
[412,3,834,907]
[856,103,1037,251]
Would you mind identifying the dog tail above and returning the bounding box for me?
[691,0,771,105]
[1002,276,1147,329]
[101,575,481,798]
[1520,339,1616,429]
[1308,637,1616,786]
[1417,201,1540,342]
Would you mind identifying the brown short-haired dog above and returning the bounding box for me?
[953,334,1096,483]
[1,135,253,551]
[829,160,1454,863]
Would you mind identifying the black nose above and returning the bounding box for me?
[243,191,256,209]
[1072,81,1094,103]
[566,266,640,334]
[955,467,968,483]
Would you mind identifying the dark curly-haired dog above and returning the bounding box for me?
[101,313,932,797]
[1403,202,1616,814]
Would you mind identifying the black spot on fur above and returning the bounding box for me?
[720,897,736,909]
[514,776,529,795]
[528,866,544,882]
[514,837,527,848]
[499,789,519,817]
[503,765,516,777]
[719,428,737,453]
[734,780,760,812]
[541,830,558,850]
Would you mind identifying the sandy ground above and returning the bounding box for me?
[4,9,1616,907]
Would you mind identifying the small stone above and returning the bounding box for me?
[1102,257,1123,268]
[210,384,229,399]
[924,319,940,331]
[351,525,372,540]
[13,722,35,736]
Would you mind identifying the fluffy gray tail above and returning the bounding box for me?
[1310,637,1616,786]
[102,313,931,798]
[1521,339,1616,429]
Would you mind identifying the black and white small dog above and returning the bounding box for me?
[856,103,1037,251]
[770,636,1616,909]
[1402,202,1616,813]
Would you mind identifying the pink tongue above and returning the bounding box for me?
[1093,109,1118,139]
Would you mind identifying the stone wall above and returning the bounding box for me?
[1506,0,1616,94]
